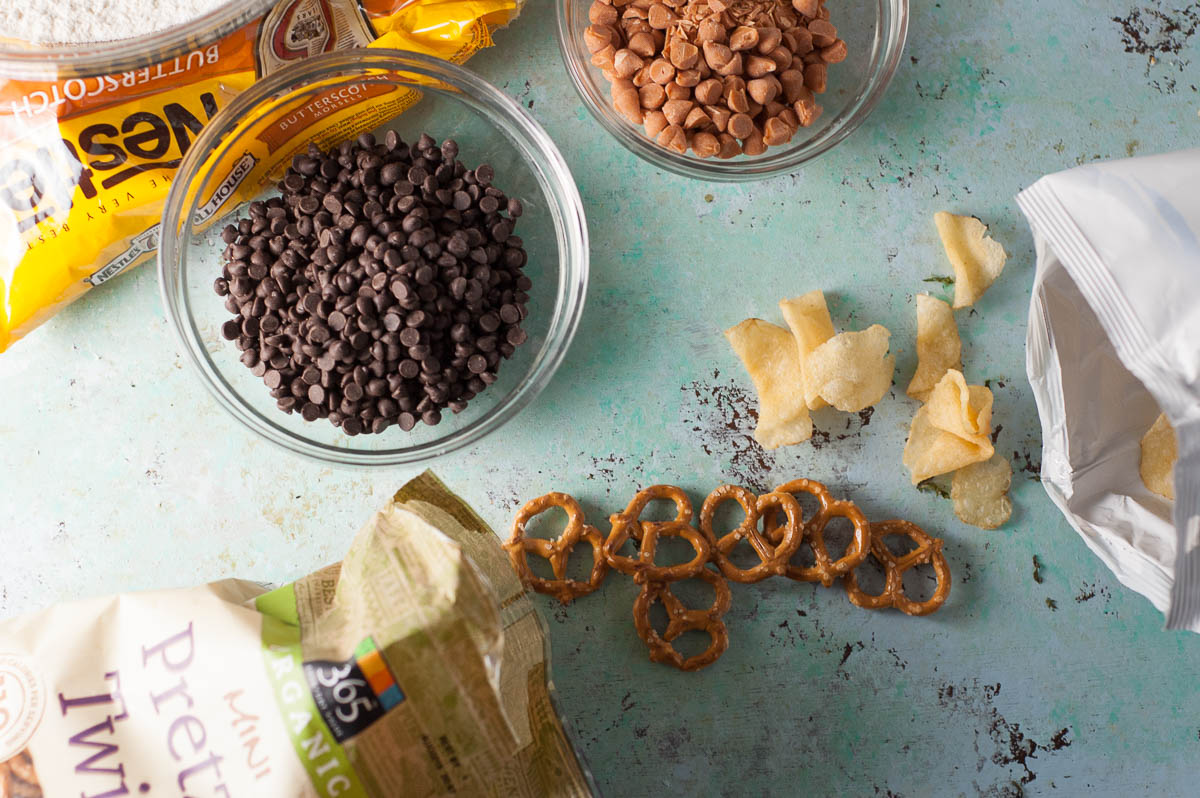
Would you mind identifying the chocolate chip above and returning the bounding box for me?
[214,133,531,435]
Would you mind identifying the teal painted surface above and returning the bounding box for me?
[2,0,1199,795]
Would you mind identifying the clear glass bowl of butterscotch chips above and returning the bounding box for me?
[160,51,589,466]
[557,0,908,180]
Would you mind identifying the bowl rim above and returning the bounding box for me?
[555,0,909,182]
[158,49,589,467]
[0,0,275,77]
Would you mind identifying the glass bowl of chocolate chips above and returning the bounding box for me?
[558,0,908,179]
[160,50,589,466]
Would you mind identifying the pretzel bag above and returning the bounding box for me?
[1019,148,1200,631]
[0,0,522,354]
[0,472,593,797]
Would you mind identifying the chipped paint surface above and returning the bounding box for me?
[1,0,1200,795]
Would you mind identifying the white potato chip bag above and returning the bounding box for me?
[1020,148,1200,631]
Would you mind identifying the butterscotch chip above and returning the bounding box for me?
[729,25,759,51]
[589,0,618,26]
[694,77,723,104]
[728,112,755,139]
[691,131,721,158]
[657,123,688,153]
[627,30,656,56]
[706,104,731,131]
[669,37,700,69]
[643,110,669,138]
[820,39,847,64]
[648,3,676,28]
[585,23,617,53]
[756,25,783,54]
[764,99,786,117]
[786,25,814,55]
[665,80,691,100]
[795,98,822,126]
[592,44,617,70]
[622,14,650,31]
[648,57,675,84]
[726,85,750,113]
[714,51,744,76]
[804,61,827,92]
[778,107,799,129]
[808,19,837,47]
[768,46,793,70]
[632,65,653,87]
[745,98,763,117]
[703,40,734,70]
[613,48,644,78]
[697,17,725,43]
[743,127,766,155]
[662,98,694,125]
[762,116,794,145]
[639,82,667,109]
[792,0,819,17]
[684,106,711,129]
[747,75,781,104]
[709,0,728,10]
[746,54,777,78]
[611,77,643,123]
[717,133,742,158]
[675,68,702,87]
[778,69,807,102]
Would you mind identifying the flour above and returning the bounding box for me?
[1,0,232,44]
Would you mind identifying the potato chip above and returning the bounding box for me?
[925,369,993,439]
[779,290,836,409]
[934,211,1008,309]
[951,455,1013,529]
[907,294,962,402]
[1140,412,1177,500]
[903,370,995,484]
[803,324,895,413]
[724,318,813,449]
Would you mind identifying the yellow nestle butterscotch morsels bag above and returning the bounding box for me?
[0,0,522,353]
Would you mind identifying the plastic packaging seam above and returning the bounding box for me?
[1017,180,1200,630]
[1024,277,1067,486]
[1169,426,1200,628]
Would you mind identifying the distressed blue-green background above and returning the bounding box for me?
[2,1,1199,795]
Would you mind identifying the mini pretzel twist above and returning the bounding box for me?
[504,492,609,604]
[632,567,732,672]
[507,481,952,672]
[699,485,805,583]
[766,478,871,587]
[843,520,952,616]
[603,485,710,584]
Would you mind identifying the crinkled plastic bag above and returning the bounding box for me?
[0,471,594,796]
[0,0,522,353]
[1019,148,1200,631]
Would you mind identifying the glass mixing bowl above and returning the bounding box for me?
[556,0,908,181]
[160,50,589,466]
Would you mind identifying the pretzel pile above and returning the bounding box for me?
[504,480,951,671]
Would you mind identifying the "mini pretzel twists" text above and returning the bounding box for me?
[504,481,952,671]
